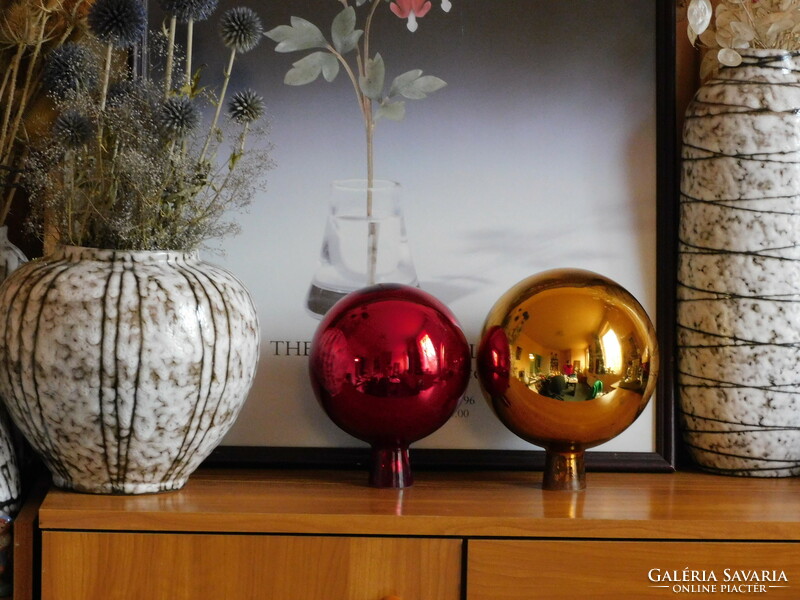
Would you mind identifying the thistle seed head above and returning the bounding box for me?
[42,42,98,99]
[87,0,147,48]
[53,110,94,148]
[227,89,264,124]
[219,7,263,53]
[159,96,201,137]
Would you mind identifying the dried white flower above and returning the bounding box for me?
[686,0,800,70]
[687,0,713,36]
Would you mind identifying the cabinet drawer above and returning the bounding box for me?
[467,540,800,599]
[42,531,461,600]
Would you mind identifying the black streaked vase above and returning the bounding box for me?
[678,49,800,476]
[0,246,259,494]
[0,226,23,513]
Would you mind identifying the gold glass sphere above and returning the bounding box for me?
[477,269,659,491]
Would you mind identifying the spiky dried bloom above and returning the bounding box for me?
[159,0,219,23]
[160,96,201,137]
[87,0,146,48]
[52,110,94,148]
[42,42,99,99]
[227,89,264,124]
[25,7,273,252]
[220,7,263,53]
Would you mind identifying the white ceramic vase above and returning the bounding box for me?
[0,226,24,513]
[678,49,800,476]
[0,245,259,493]
[0,226,25,284]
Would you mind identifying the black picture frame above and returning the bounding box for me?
[205,0,679,474]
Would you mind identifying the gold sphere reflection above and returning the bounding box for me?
[477,269,659,491]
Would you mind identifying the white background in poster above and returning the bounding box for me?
[196,0,658,452]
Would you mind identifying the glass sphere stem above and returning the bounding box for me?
[543,449,586,491]
[369,445,413,488]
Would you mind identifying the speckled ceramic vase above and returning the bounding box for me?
[0,226,25,283]
[0,226,24,513]
[0,246,259,494]
[678,49,800,476]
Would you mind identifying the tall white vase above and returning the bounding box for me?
[0,246,259,494]
[678,50,800,476]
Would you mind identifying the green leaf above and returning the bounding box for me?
[331,7,363,54]
[229,151,242,170]
[320,53,340,82]
[376,100,405,121]
[284,52,340,85]
[415,75,447,95]
[389,71,446,100]
[355,0,369,5]
[359,53,385,100]
[266,17,327,53]
[388,69,422,98]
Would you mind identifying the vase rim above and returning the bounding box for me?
[737,48,800,57]
[51,244,199,262]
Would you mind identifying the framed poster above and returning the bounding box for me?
[193,0,677,471]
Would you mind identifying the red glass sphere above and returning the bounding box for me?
[309,284,471,487]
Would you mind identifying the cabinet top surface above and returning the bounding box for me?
[38,469,800,540]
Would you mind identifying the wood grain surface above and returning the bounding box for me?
[38,469,800,540]
[468,539,800,599]
[42,532,461,600]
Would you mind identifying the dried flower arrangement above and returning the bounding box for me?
[686,0,800,76]
[0,0,92,231]
[25,0,271,251]
[265,0,452,283]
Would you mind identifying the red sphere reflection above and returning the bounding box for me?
[309,284,471,487]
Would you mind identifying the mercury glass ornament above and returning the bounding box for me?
[477,269,659,491]
[309,284,471,488]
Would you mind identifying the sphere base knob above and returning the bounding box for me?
[369,446,412,488]
[543,450,585,491]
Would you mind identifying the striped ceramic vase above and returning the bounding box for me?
[0,245,259,494]
[678,49,800,476]
[0,226,23,513]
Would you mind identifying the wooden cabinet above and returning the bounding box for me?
[467,540,800,599]
[35,469,800,600]
[42,532,461,600]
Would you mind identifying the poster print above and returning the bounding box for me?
[191,0,669,463]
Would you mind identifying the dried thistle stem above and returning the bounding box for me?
[4,12,50,159]
[164,15,177,97]
[0,45,24,158]
[0,158,22,225]
[199,47,236,163]
[0,61,14,134]
[98,43,114,111]
[185,19,194,89]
